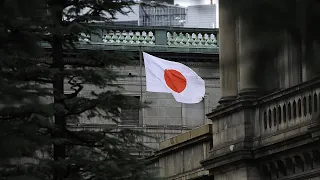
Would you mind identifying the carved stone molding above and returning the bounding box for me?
[259,149,320,179]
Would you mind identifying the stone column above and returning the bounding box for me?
[238,18,260,99]
[302,43,319,82]
[218,0,238,105]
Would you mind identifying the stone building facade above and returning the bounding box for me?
[59,25,221,155]
[150,1,320,180]
[67,55,220,152]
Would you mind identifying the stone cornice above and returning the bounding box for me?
[67,123,191,130]
[159,124,212,149]
[276,168,320,180]
[129,60,219,67]
[201,148,254,172]
[153,135,211,158]
[147,125,212,161]
[166,168,209,180]
[41,42,219,54]
[201,124,319,172]
[253,131,313,159]
[38,55,219,65]
[206,99,256,120]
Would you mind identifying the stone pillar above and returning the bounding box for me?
[218,0,238,105]
[302,43,319,82]
[238,18,260,99]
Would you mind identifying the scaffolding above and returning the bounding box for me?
[139,4,186,27]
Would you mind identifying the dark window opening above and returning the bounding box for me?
[120,96,140,125]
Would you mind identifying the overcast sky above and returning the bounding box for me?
[174,0,217,7]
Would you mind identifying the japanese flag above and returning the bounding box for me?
[143,52,205,104]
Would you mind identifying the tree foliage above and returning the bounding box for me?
[0,0,157,179]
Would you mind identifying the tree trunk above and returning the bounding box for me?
[52,35,66,180]
[51,3,65,179]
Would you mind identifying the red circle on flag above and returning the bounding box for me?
[164,69,187,93]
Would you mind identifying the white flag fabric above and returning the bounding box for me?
[143,52,205,104]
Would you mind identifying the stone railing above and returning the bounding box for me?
[258,77,320,137]
[82,24,219,48]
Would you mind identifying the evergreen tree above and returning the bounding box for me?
[0,0,157,179]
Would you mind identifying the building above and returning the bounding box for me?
[184,5,217,28]
[113,0,218,28]
[113,3,187,27]
[54,24,221,155]
[148,1,320,180]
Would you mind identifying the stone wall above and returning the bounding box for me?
[202,77,320,180]
[65,60,220,150]
[149,124,212,180]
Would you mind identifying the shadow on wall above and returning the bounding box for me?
[229,0,320,93]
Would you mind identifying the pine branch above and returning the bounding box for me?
[66,76,83,99]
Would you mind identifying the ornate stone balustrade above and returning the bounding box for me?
[96,30,218,47]
[166,31,217,47]
[42,25,219,54]
[102,30,155,45]
[258,77,320,137]
[204,77,320,176]
[88,25,218,47]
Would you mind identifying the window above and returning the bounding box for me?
[120,96,140,125]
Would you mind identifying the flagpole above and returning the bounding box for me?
[139,46,145,158]
[139,46,143,124]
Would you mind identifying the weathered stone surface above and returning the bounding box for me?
[160,124,212,150]
[150,125,212,180]
[218,0,238,104]
[64,59,220,152]
[202,77,320,180]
